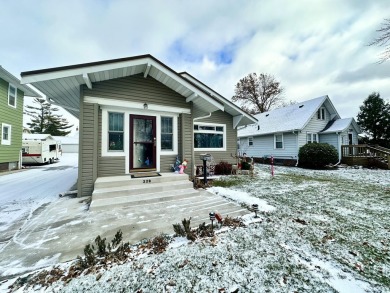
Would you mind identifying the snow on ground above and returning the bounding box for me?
[0,153,78,251]
[1,163,390,292]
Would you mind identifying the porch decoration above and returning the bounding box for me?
[172,156,181,172]
[215,211,223,224]
[178,159,188,174]
[209,212,216,231]
[252,204,259,218]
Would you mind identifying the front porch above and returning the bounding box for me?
[341,144,390,169]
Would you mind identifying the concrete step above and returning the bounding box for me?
[94,173,189,189]
[93,180,194,200]
[90,188,200,211]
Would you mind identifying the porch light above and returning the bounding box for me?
[143,103,148,109]
[209,212,215,230]
[252,204,259,218]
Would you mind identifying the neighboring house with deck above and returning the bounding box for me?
[21,54,257,197]
[0,66,41,171]
[238,95,361,164]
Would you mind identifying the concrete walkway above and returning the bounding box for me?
[0,189,249,278]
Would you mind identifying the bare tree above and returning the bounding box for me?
[232,73,284,114]
[369,18,390,63]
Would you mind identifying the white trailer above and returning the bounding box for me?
[22,134,62,164]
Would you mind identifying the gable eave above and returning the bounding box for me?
[21,55,225,119]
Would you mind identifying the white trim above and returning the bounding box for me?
[1,123,12,145]
[101,105,180,173]
[248,136,253,146]
[193,122,226,151]
[83,73,92,89]
[21,56,225,112]
[160,115,178,156]
[306,132,319,143]
[186,93,197,102]
[233,114,244,129]
[102,111,126,157]
[144,63,151,78]
[8,84,17,108]
[317,107,326,120]
[274,133,283,149]
[85,96,191,114]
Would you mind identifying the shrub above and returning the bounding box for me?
[298,143,338,169]
[241,161,251,170]
[214,161,232,175]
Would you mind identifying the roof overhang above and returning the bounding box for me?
[21,54,227,119]
[0,66,41,97]
[180,72,257,127]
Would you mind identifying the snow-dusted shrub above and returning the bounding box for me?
[298,143,338,169]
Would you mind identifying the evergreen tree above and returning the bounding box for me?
[357,92,390,146]
[25,98,73,136]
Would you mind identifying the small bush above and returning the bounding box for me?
[214,161,232,175]
[241,161,251,170]
[299,143,338,169]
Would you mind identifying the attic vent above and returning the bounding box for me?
[299,105,304,108]
[266,114,269,117]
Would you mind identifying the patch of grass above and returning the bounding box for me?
[211,177,247,187]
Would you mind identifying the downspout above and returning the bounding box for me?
[335,132,342,165]
[292,129,299,166]
[191,112,212,178]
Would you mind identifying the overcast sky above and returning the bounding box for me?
[1,0,389,132]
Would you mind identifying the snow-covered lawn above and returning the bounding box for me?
[2,164,390,292]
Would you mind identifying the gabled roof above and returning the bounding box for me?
[20,54,256,126]
[238,95,340,137]
[321,118,361,134]
[0,66,41,97]
[23,133,56,141]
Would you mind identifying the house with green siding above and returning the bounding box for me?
[21,55,257,197]
[0,66,41,171]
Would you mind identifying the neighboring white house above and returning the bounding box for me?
[237,95,361,163]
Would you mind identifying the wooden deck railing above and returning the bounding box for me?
[341,144,390,169]
[341,144,390,158]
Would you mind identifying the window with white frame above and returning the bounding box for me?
[248,137,253,146]
[108,112,124,151]
[307,132,318,143]
[317,107,325,120]
[194,123,225,150]
[274,133,283,149]
[8,84,17,108]
[1,123,11,145]
[161,116,173,151]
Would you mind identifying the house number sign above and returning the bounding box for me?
[143,179,152,183]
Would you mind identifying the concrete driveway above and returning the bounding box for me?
[0,155,250,280]
[0,154,78,276]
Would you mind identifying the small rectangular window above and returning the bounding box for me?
[275,134,283,149]
[161,116,173,151]
[307,133,318,143]
[248,137,253,146]
[1,123,11,145]
[8,84,17,108]
[108,112,124,151]
[317,107,325,120]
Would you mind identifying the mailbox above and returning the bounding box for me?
[199,154,212,161]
